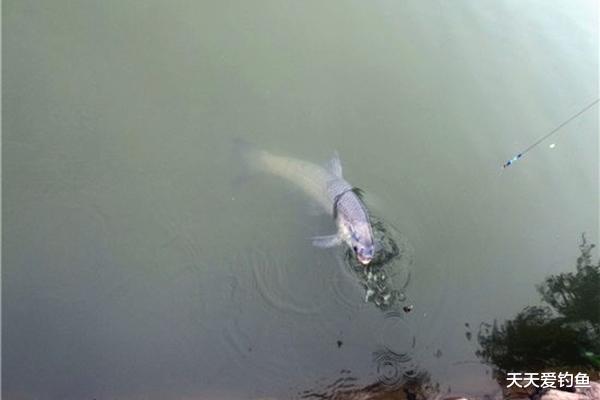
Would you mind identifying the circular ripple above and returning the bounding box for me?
[372,348,411,388]
[379,311,414,356]
[239,246,326,316]
[377,359,402,387]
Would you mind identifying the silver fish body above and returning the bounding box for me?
[239,143,375,265]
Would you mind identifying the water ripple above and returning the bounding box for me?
[298,369,360,399]
[240,247,325,316]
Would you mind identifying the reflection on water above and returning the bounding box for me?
[476,235,600,396]
[299,369,361,399]
[297,238,600,399]
[299,359,434,400]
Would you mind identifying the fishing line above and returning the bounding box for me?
[502,98,599,168]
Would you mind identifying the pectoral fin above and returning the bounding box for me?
[311,234,342,248]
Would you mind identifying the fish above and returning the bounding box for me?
[236,141,376,265]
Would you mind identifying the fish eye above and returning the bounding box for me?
[353,246,358,252]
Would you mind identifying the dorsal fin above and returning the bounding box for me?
[351,187,365,200]
[325,151,343,178]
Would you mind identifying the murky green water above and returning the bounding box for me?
[4,1,598,399]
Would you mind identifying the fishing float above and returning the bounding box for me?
[502,98,599,169]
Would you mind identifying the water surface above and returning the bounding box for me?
[3,1,598,399]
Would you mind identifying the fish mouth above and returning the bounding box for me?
[357,254,372,265]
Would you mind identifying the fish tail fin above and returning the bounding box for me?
[233,138,266,171]
[232,138,268,186]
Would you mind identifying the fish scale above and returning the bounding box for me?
[336,190,371,227]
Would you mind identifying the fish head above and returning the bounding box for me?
[348,222,375,265]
